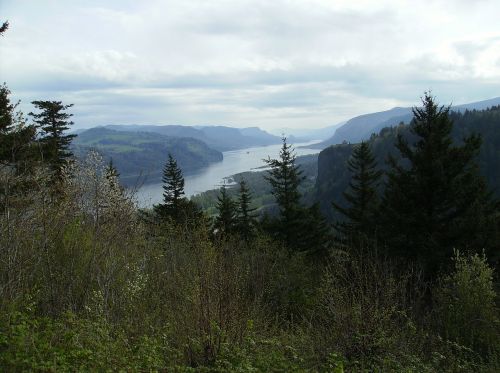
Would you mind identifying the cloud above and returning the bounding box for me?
[1,0,499,130]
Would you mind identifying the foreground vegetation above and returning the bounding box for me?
[1,165,498,371]
[1,103,499,372]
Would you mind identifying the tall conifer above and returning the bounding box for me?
[29,101,76,180]
[214,184,237,237]
[263,137,305,249]
[155,153,185,221]
[332,141,382,238]
[381,93,499,274]
[236,179,257,240]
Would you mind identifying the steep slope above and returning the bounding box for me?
[314,97,500,148]
[315,106,500,220]
[73,128,223,185]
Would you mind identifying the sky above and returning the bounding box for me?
[1,0,500,132]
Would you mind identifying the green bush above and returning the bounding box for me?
[434,250,500,361]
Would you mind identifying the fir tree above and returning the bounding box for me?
[236,179,257,240]
[214,184,237,237]
[154,153,185,221]
[332,141,382,238]
[263,137,306,249]
[380,93,499,274]
[29,100,76,180]
[301,203,332,259]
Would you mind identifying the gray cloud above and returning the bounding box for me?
[1,0,499,130]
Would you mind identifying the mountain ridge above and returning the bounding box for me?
[310,96,500,148]
[73,127,223,186]
[102,124,282,151]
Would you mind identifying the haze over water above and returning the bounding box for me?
[136,141,321,207]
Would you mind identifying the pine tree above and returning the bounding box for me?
[332,141,382,238]
[236,179,257,240]
[263,137,306,249]
[380,93,499,274]
[214,184,237,237]
[154,153,185,221]
[29,100,76,180]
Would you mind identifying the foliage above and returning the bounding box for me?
[263,137,331,253]
[264,137,304,230]
[29,100,76,182]
[0,83,36,171]
[332,141,382,238]
[236,179,257,241]
[434,251,500,360]
[214,184,237,237]
[72,127,223,186]
[154,153,185,219]
[1,84,500,371]
[316,105,500,224]
[0,21,8,35]
[380,93,499,274]
[311,249,425,369]
[154,153,203,227]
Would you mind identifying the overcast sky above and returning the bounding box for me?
[1,0,499,131]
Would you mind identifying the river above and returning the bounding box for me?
[135,140,321,207]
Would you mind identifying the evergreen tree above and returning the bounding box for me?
[0,84,16,163]
[236,179,257,240]
[105,158,120,180]
[0,21,8,35]
[0,83,14,135]
[332,141,382,238]
[214,184,237,237]
[0,84,36,170]
[263,137,306,249]
[105,158,123,194]
[29,101,76,180]
[380,93,499,274]
[154,153,185,221]
[301,203,332,259]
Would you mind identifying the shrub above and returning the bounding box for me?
[433,250,500,360]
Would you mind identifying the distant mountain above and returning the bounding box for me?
[103,124,282,151]
[73,128,223,186]
[312,97,500,148]
[272,122,346,141]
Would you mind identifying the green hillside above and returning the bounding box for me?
[73,127,223,185]
[104,124,282,151]
[316,105,500,220]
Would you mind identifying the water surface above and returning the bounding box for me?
[136,140,321,207]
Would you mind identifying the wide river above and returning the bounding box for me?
[136,140,321,207]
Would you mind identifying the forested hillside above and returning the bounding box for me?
[105,124,282,151]
[316,105,500,221]
[73,127,223,185]
[314,96,500,148]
